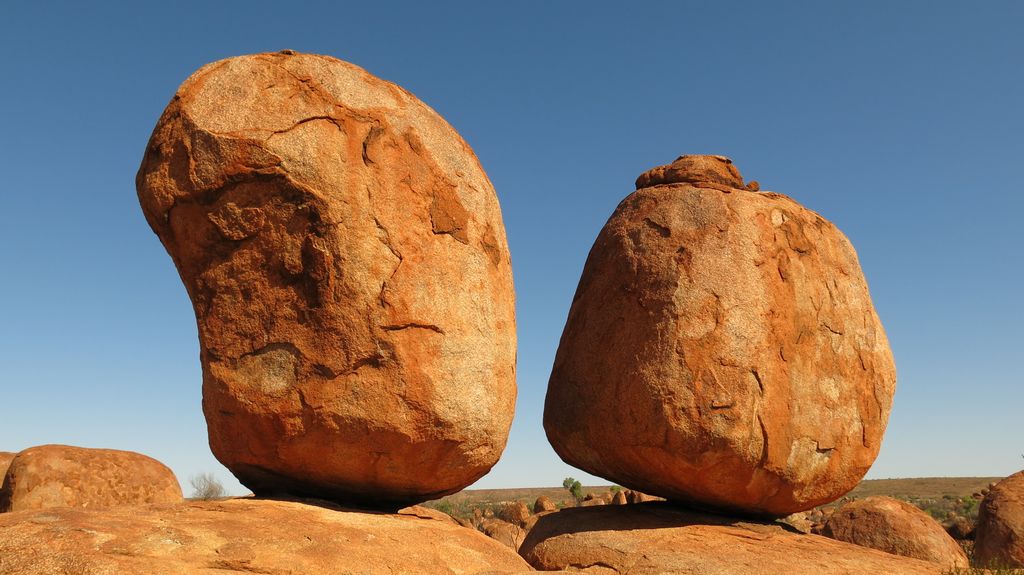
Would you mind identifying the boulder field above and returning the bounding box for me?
[136,50,517,508]
[545,155,896,517]
[0,444,182,513]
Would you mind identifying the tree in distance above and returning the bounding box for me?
[563,477,584,505]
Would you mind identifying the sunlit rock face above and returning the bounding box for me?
[136,51,516,507]
[545,155,895,517]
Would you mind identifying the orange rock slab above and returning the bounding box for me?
[545,155,895,516]
[0,498,532,574]
[519,503,943,574]
[136,51,517,507]
[0,444,181,512]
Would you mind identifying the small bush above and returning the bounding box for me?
[189,472,226,500]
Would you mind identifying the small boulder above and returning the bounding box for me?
[396,504,458,525]
[942,516,975,540]
[0,445,182,512]
[625,489,659,504]
[612,490,628,505]
[499,500,531,527]
[975,470,1024,568]
[822,496,967,569]
[519,503,944,574]
[534,495,557,513]
[0,498,531,574]
[782,511,814,534]
[479,517,526,551]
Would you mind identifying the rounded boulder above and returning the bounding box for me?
[0,444,182,512]
[545,155,895,516]
[823,496,968,569]
[136,51,516,507]
[975,470,1024,568]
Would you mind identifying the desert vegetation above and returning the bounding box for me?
[188,473,226,500]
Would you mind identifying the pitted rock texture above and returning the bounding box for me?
[0,498,532,574]
[545,155,895,516]
[519,504,943,574]
[136,51,516,507]
[0,445,182,512]
[823,496,967,569]
[975,470,1024,568]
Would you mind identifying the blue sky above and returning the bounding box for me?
[1,1,1021,495]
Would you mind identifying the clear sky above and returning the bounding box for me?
[1,1,1021,496]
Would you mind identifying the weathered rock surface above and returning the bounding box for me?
[0,498,531,574]
[397,504,460,525]
[545,155,895,516]
[534,495,557,513]
[136,51,517,507]
[479,517,526,551]
[0,452,14,485]
[975,470,1024,568]
[519,503,943,574]
[499,500,531,527]
[0,444,181,512]
[625,489,659,504]
[822,496,967,569]
[942,515,975,540]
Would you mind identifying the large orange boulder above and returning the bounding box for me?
[545,155,895,516]
[136,51,516,507]
[0,445,181,512]
[519,503,943,574]
[0,498,532,574]
[975,470,1024,568]
[822,496,967,569]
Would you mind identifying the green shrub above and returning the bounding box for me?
[563,477,584,505]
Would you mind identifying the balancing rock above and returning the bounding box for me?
[545,155,895,516]
[136,51,516,507]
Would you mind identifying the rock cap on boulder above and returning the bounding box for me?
[635,154,759,192]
